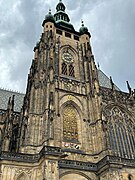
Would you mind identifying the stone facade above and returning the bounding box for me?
[0,1,135,179]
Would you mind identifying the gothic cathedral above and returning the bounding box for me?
[0,1,135,179]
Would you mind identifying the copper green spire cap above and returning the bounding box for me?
[44,9,55,22]
[56,0,65,12]
[55,0,70,22]
[42,8,55,26]
[79,20,88,35]
[54,0,75,31]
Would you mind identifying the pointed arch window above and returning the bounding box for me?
[63,105,78,141]
[62,62,67,75]
[61,63,75,77]
[69,64,75,77]
[104,107,135,159]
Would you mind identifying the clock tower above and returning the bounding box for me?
[18,1,103,178]
[20,0,103,157]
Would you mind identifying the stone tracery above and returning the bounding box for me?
[104,106,135,159]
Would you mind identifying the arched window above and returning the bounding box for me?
[69,64,75,77]
[104,107,135,159]
[61,63,75,77]
[63,105,78,141]
[62,63,67,75]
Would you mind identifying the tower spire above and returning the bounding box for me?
[42,7,55,26]
[79,19,89,36]
[54,0,75,31]
[49,8,51,14]
[81,19,84,26]
[56,0,66,12]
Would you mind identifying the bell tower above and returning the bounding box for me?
[1,1,135,179]
[20,0,105,156]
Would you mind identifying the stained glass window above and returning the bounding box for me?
[63,105,78,141]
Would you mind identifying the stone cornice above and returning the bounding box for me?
[0,146,135,173]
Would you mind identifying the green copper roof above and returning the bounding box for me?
[79,21,89,35]
[42,9,55,27]
[54,0,74,31]
[45,9,55,23]
[56,0,66,12]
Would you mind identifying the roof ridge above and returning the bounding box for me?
[0,87,25,95]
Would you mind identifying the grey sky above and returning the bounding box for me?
[0,0,135,93]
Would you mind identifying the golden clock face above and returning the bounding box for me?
[62,52,73,63]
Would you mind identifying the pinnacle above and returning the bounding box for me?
[49,8,51,14]
[81,20,84,26]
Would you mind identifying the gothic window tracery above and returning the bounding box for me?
[69,64,75,77]
[61,50,75,78]
[61,62,75,77]
[61,63,75,77]
[63,105,78,141]
[104,106,135,159]
[62,62,67,75]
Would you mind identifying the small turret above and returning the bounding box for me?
[42,9,55,27]
[79,20,89,35]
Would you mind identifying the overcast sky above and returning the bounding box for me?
[0,0,135,93]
